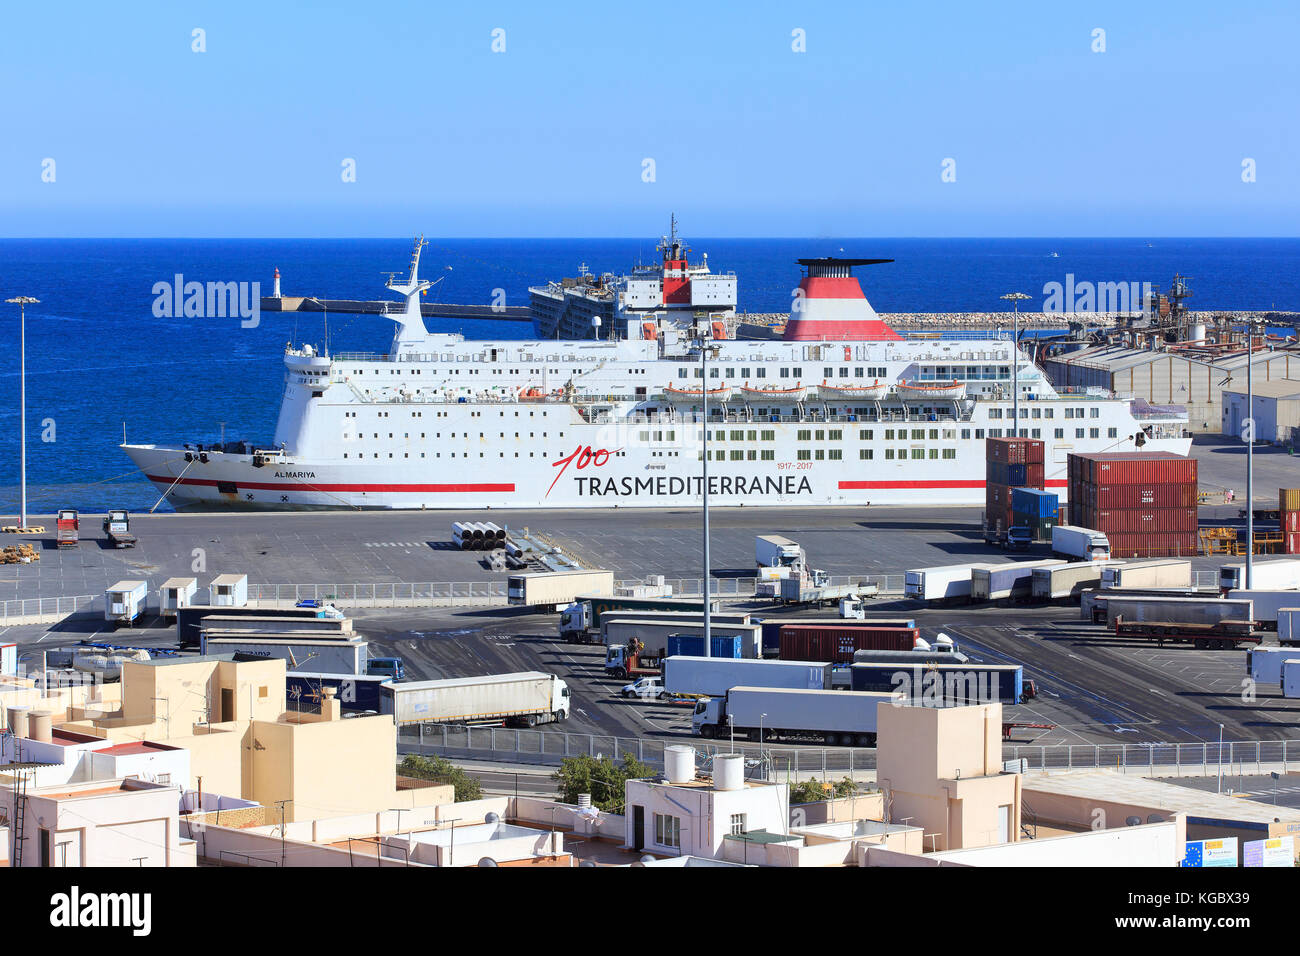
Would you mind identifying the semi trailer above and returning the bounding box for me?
[1112,616,1259,649]
[691,686,900,746]
[381,672,570,728]
[559,595,718,643]
[662,656,833,697]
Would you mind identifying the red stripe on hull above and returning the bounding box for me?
[839,478,1070,490]
[146,475,515,494]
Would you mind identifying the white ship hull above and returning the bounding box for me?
[124,241,1195,512]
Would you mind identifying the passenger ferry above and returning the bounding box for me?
[123,239,1191,510]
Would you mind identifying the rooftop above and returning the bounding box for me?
[96,740,180,756]
[1026,771,1300,827]
[1222,378,1300,400]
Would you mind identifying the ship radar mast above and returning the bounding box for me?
[385,235,443,353]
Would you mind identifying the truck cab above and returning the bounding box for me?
[840,596,866,619]
[559,601,593,643]
[691,697,722,736]
[605,641,660,680]
[1003,526,1032,552]
[367,657,405,680]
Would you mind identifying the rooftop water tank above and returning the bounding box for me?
[714,753,744,791]
[664,745,695,784]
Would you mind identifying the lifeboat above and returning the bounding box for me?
[815,380,889,401]
[738,382,807,402]
[663,383,732,403]
[518,386,561,402]
[894,380,966,400]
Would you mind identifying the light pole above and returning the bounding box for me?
[1000,293,1030,437]
[697,324,720,656]
[759,713,767,780]
[1217,723,1224,794]
[1245,320,1262,589]
[6,297,38,529]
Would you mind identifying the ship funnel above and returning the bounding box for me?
[784,258,902,342]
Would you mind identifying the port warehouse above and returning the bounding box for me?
[1043,342,1300,433]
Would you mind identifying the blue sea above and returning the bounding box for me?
[2,237,1298,514]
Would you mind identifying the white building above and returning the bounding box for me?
[623,747,789,859]
[1221,378,1300,443]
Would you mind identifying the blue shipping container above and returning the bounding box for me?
[1011,487,1059,518]
[988,462,1028,486]
[667,633,743,659]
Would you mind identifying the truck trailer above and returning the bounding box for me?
[971,560,1067,602]
[1052,526,1111,561]
[663,656,833,697]
[904,562,1004,603]
[692,686,900,746]
[777,624,921,664]
[381,672,570,728]
[1031,561,1126,601]
[507,570,615,610]
[1102,596,1254,629]
[1112,616,1259,649]
[601,615,759,659]
[202,633,369,675]
[756,535,805,571]
[1246,646,1300,684]
[1280,609,1300,646]
[760,617,916,657]
[176,604,341,648]
[1219,559,1300,594]
[559,595,718,643]
[1100,560,1192,590]
[1227,590,1300,629]
[104,580,148,628]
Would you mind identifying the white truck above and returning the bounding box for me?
[692,686,899,746]
[1032,560,1125,601]
[381,672,570,728]
[1101,560,1192,590]
[756,535,805,572]
[904,562,1003,602]
[507,570,615,610]
[663,656,833,697]
[1247,646,1300,684]
[104,580,149,627]
[1227,590,1300,629]
[1052,526,1111,561]
[1218,558,1300,593]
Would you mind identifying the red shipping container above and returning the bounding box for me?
[778,625,918,664]
[1069,451,1197,487]
[987,436,1044,465]
[1093,507,1199,533]
[1287,531,1300,554]
[1283,509,1300,534]
[1103,531,1198,558]
[1085,483,1198,510]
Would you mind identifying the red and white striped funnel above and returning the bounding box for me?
[784,257,902,342]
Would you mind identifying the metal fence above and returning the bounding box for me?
[244,573,907,609]
[400,724,1300,780]
[0,594,97,623]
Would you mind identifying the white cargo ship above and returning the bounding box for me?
[123,239,1192,510]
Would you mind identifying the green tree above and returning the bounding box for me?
[398,754,483,802]
[552,752,656,812]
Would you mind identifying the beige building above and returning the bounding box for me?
[1044,343,1300,433]
[876,701,1021,852]
[1221,378,1300,444]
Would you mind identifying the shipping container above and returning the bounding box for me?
[602,616,760,659]
[1102,531,1199,558]
[778,624,919,663]
[158,577,198,620]
[1102,596,1254,629]
[209,573,249,607]
[1100,560,1193,590]
[849,661,1025,705]
[761,618,915,657]
[1011,487,1059,517]
[198,614,353,636]
[1081,482,1199,510]
[1218,558,1300,593]
[986,436,1045,464]
[1069,451,1198,487]
[104,580,149,627]
[904,562,1005,602]
[666,633,744,660]
[1281,488,1300,512]
[663,656,832,697]
[971,560,1068,602]
[1089,508,1199,534]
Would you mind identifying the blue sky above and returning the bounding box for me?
[1,0,1296,237]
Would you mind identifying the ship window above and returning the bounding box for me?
[761,450,774,460]
[1090,407,1100,418]
[912,448,925,460]
[756,368,766,378]
[730,450,744,461]
[828,449,842,460]
[824,367,834,378]
[780,368,790,379]
[859,429,873,440]
[797,450,811,461]
[747,450,757,460]
[741,368,750,378]
[1044,408,1054,419]
[928,449,938,459]
[761,430,774,441]
[1031,428,1041,438]
[961,429,970,439]
[815,430,825,441]
[855,367,864,377]
[885,429,894,440]
[975,429,985,439]
[1089,428,1100,438]
[943,449,956,460]
[929,429,938,440]
[1076,428,1085,439]
[797,429,811,441]
[911,429,924,440]
[709,368,719,379]
[1055,428,1064,438]
[1108,427,1118,438]
[839,367,849,378]
[885,448,895,460]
